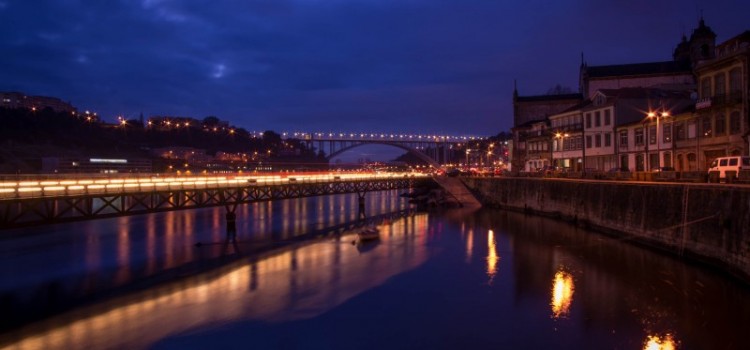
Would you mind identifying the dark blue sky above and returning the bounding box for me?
[1,0,749,135]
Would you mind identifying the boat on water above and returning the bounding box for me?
[357,226,380,242]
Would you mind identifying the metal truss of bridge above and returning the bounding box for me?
[280,132,487,166]
[0,174,430,229]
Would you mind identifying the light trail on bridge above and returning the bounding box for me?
[275,131,487,142]
[0,172,430,200]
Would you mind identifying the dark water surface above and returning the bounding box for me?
[1,191,748,349]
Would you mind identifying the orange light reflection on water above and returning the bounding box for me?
[644,334,677,350]
[2,213,431,350]
[551,269,574,318]
[486,230,498,283]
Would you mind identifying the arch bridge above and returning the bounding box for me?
[281,132,487,166]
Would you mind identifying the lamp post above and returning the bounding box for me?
[554,133,569,168]
[465,149,471,168]
[647,110,669,170]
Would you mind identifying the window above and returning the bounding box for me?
[595,134,601,147]
[675,122,685,140]
[604,133,611,147]
[730,112,741,134]
[586,135,592,148]
[649,125,656,144]
[729,68,742,92]
[635,128,644,146]
[586,113,592,128]
[729,158,738,166]
[715,114,726,135]
[663,123,672,143]
[594,95,606,105]
[715,73,726,96]
[595,111,601,127]
[687,121,697,139]
[702,117,712,137]
[720,159,728,166]
[663,152,672,168]
[604,110,611,126]
[701,77,711,98]
[619,131,628,149]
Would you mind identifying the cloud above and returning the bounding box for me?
[1,0,749,134]
[211,63,226,79]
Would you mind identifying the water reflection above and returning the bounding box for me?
[465,227,473,263]
[486,229,498,284]
[644,334,676,350]
[550,269,574,318]
[1,212,430,350]
[2,202,750,349]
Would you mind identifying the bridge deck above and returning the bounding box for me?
[0,173,431,229]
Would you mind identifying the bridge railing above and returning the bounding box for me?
[0,172,428,200]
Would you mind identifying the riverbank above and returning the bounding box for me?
[463,177,750,283]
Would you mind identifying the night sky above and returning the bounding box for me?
[1,0,749,136]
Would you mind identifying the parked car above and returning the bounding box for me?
[537,165,559,175]
[707,156,750,181]
[445,168,460,177]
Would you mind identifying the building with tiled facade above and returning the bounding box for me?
[692,30,750,168]
[512,18,750,173]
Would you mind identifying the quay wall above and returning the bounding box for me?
[463,177,750,282]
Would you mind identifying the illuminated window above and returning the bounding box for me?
[663,123,672,142]
[702,116,712,137]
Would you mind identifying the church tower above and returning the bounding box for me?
[688,17,716,64]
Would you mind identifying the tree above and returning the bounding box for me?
[262,130,282,146]
[203,116,220,127]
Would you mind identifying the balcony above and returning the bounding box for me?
[696,91,744,110]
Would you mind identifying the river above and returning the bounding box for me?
[0,190,748,349]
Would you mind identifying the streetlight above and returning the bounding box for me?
[465,149,471,168]
[647,110,669,170]
[554,133,569,169]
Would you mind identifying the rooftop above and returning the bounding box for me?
[584,60,691,78]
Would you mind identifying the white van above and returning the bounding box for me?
[707,156,750,181]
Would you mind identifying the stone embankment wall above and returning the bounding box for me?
[463,177,750,282]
